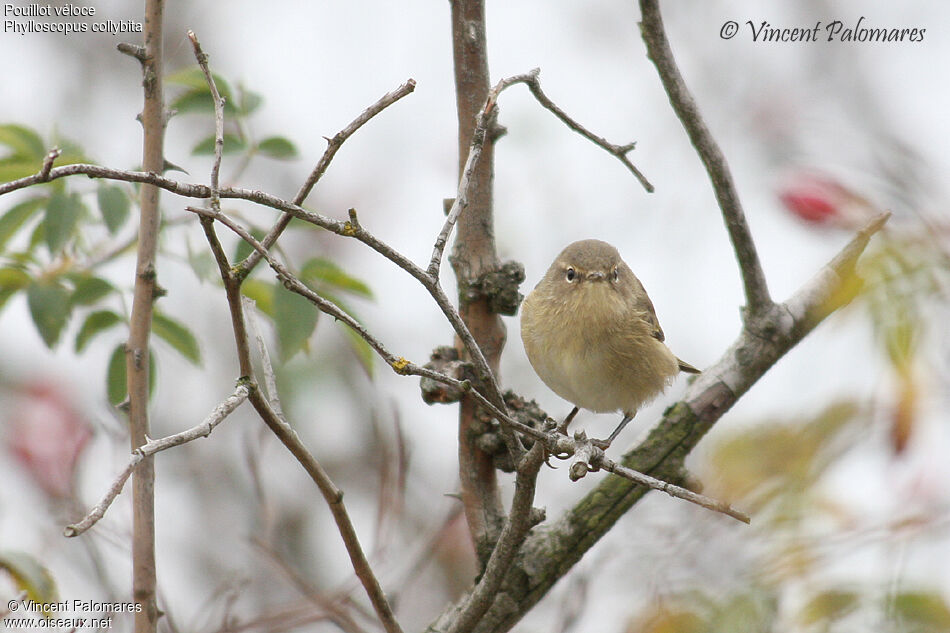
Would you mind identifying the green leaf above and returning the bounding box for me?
[69,275,114,307]
[97,184,130,234]
[0,550,59,615]
[106,344,126,405]
[107,344,156,405]
[0,266,30,312]
[274,285,318,360]
[26,280,72,348]
[0,124,45,161]
[169,89,215,115]
[0,197,44,252]
[191,133,246,156]
[323,292,373,374]
[166,67,234,99]
[75,309,122,352]
[0,156,42,182]
[240,278,275,317]
[233,226,267,263]
[343,324,374,377]
[891,591,950,629]
[170,88,237,115]
[0,266,30,290]
[152,312,201,365]
[301,257,373,298]
[257,136,298,160]
[44,190,83,253]
[186,249,217,282]
[799,589,859,625]
[239,88,263,116]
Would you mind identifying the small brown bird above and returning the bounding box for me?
[520,239,699,446]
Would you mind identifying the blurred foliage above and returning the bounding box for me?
[623,224,950,632]
[240,256,375,372]
[624,398,950,632]
[708,401,861,516]
[857,231,948,454]
[0,551,58,616]
[166,67,299,163]
[0,67,373,404]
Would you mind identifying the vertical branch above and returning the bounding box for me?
[638,0,773,318]
[127,1,164,631]
[449,0,506,562]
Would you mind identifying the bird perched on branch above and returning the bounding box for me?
[520,239,700,447]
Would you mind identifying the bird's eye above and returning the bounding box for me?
[566,267,576,282]
[611,268,620,282]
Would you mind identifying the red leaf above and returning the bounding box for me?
[6,381,92,499]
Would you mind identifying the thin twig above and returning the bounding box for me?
[39,147,61,181]
[187,30,225,206]
[240,78,417,276]
[64,384,250,537]
[187,196,512,438]
[427,108,488,280]
[246,391,404,633]
[296,80,417,205]
[339,209,508,414]
[251,538,372,633]
[189,207,520,428]
[428,70,539,280]
[175,50,404,628]
[639,0,772,317]
[243,296,284,419]
[117,42,146,62]
[522,69,654,192]
[597,455,749,524]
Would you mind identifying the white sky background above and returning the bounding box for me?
[1,0,949,631]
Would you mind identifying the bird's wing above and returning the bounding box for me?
[630,276,665,342]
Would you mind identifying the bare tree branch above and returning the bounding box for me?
[596,452,749,523]
[428,101,490,281]
[245,390,405,633]
[128,2,165,629]
[432,64,655,279]
[187,30,225,206]
[239,78,417,277]
[243,296,284,419]
[449,0,509,563]
[638,0,772,317]
[250,537,373,633]
[64,385,251,537]
[439,444,546,633]
[520,68,654,192]
[176,43,405,632]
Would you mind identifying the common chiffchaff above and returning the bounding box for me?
[520,239,699,446]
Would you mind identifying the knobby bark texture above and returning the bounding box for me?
[450,0,506,563]
[128,1,164,631]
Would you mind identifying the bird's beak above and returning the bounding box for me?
[586,271,606,282]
